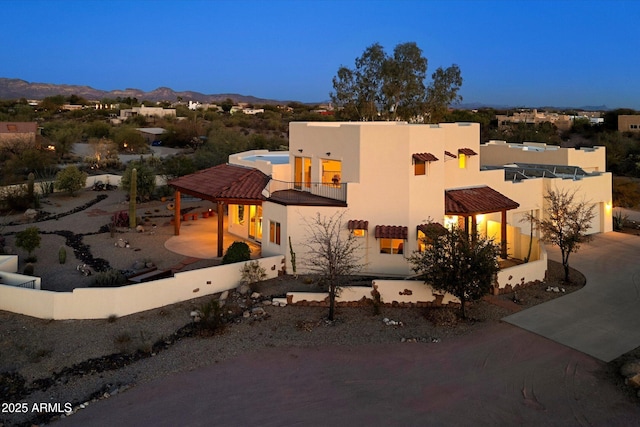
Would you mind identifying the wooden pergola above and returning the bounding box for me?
[168,164,271,256]
[445,186,520,258]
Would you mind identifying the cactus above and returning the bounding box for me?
[27,172,35,200]
[58,245,67,264]
[289,236,297,277]
[129,168,137,229]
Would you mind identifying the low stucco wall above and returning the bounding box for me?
[0,256,283,320]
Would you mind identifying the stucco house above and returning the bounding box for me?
[170,121,612,278]
[0,122,38,146]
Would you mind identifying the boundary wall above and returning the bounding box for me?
[0,256,282,320]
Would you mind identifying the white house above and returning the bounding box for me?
[170,121,612,278]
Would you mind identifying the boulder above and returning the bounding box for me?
[136,225,145,233]
[237,284,250,295]
[219,290,229,301]
[24,208,37,219]
[620,360,640,378]
[250,292,261,299]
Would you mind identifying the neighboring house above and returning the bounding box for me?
[497,109,572,131]
[618,115,640,132]
[0,122,38,146]
[170,121,612,277]
[119,105,176,119]
[136,127,166,143]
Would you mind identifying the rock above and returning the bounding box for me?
[145,261,155,268]
[219,290,229,301]
[251,292,261,299]
[133,260,145,270]
[383,317,390,323]
[24,208,38,219]
[116,238,127,248]
[136,225,145,233]
[262,300,272,306]
[620,360,640,377]
[243,310,251,318]
[251,307,266,316]
[627,373,640,388]
[237,284,250,295]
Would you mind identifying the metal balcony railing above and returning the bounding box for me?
[266,180,347,203]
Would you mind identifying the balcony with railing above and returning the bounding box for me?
[266,179,348,207]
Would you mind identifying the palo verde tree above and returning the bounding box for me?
[15,226,41,260]
[121,161,156,201]
[330,42,462,122]
[54,165,87,196]
[301,211,365,321]
[409,225,500,319]
[525,188,595,282]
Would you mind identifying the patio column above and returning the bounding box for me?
[174,191,181,236]
[501,210,508,258]
[217,201,224,257]
[471,216,478,242]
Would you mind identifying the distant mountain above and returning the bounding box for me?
[0,78,289,105]
[458,102,610,112]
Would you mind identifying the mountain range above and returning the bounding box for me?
[0,78,288,105]
[0,77,609,111]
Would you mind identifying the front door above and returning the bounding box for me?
[248,205,263,240]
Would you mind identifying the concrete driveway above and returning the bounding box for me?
[504,232,640,362]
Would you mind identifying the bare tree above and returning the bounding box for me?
[526,188,595,282]
[301,211,365,321]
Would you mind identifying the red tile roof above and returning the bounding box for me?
[444,150,457,158]
[417,222,448,238]
[412,152,439,162]
[169,164,270,203]
[458,148,477,156]
[445,186,519,215]
[374,225,408,239]
[348,220,369,230]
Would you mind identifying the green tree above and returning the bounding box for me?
[15,226,41,258]
[425,65,463,123]
[301,212,365,321]
[50,126,82,160]
[330,42,462,122]
[409,226,500,319]
[525,188,596,282]
[161,155,196,180]
[112,127,147,153]
[121,161,156,200]
[55,165,87,196]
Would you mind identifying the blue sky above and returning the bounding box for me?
[3,0,640,109]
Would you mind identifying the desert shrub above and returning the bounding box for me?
[0,185,31,211]
[23,263,35,275]
[91,269,127,287]
[240,260,267,288]
[15,226,40,258]
[196,298,226,336]
[58,246,67,264]
[222,241,251,264]
[55,165,88,196]
[112,210,129,227]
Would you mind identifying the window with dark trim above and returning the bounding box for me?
[269,221,281,245]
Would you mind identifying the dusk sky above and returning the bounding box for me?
[3,0,639,109]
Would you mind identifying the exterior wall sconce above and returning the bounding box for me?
[326,152,331,156]
[298,149,303,153]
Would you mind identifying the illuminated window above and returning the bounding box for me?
[269,221,281,245]
[417,230,427,252]
[458,152,466,169]
[380,238,404,254]
[321,159,342,186]
[414,159,426,175]
[234,205,245,225]
[352,228,366,237]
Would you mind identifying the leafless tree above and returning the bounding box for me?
[526,188,595,282]
[301,211,365,321]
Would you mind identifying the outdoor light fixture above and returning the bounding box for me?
[298,149,303,153]
[326,152,331,156]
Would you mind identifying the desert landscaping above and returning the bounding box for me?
[1,187,639,426]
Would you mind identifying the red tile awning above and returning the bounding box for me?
[417,222,448,238]
[348,220,369,230]
[412,152,439,162]
[444,150,457,158]
[445,186,519,216]
[169,164,270,204]
[458,148,477,156]
[374,225,408,239]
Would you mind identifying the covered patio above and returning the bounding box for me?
[168,164,271,257]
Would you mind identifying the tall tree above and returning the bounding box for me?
[525,188,596,282]
[409,226,500,319]
[425,65,463,123]
[382,42,427,120]
[301,211,365,321]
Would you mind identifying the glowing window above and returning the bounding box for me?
[352,229,366,237]
[458,153,466,169]
[269,221,281,245]
[380,238,404,254]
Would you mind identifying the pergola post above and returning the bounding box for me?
[217,201,224,257]
[471,215,477,242]
[501,210,508,258]
[174,191,181,236]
